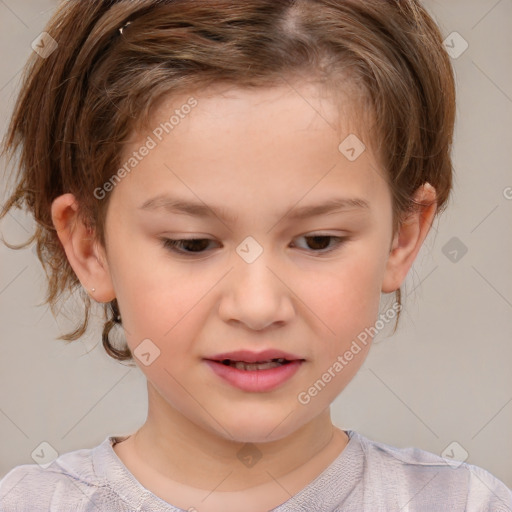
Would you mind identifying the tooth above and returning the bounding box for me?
[232,361,283,370]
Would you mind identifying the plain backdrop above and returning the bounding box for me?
[1,0,511,489]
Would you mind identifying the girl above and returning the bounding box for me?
[1,1,511,510]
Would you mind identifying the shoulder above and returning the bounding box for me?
[347,430,512,511]
[0,438,115,512]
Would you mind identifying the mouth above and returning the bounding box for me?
[217,358,295,371]
[204,350,305,392]
[203,349,305,391]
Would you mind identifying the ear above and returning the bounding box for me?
[381,183,437,294]
[51,193,115,303]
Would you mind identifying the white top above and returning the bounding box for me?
[1,430,511,511]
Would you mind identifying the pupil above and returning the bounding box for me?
[183,239,209,252]
[308,236,330,250]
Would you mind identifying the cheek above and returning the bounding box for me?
[106,231,201,336]
[305,251,385,358]
[119,275,204,353]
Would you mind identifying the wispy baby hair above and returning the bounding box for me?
[0,0,456,361]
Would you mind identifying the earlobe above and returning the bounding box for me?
[51,193,116,303]
[381,183,437,294]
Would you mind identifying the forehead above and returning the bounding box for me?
[146,79,369,143]
[115,81,388,221]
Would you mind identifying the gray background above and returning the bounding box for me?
[1,0,511,489]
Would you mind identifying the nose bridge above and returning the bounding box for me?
[234,235,281,294]
[220,235,294,330]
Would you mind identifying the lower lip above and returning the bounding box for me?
[204,360,303,392]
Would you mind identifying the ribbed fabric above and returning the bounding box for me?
[1,430,511,511]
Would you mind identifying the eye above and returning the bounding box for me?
[291,234,348,255]
[161,234,348,256]
[161,238,219,254]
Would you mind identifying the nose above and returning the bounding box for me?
[218,242,295,331]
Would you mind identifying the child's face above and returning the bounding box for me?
[100,82,398,442]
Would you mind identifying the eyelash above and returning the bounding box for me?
[160,234,348,257]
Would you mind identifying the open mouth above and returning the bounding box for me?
[205,356,304,391]
[219,358,293,371]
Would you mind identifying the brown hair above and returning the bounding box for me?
[0,0,456,362]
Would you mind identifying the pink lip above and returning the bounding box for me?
[204,359,304,392]
[206,349,303,364]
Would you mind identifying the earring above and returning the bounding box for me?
[91,288,96,293]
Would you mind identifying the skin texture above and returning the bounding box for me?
[51,82,436,511]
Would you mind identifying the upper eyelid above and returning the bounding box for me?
[162,233,348,253]
[164,230,348,239]
[165,232,346,243]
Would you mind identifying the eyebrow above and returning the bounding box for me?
[139,194,370,224]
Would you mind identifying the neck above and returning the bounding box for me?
[127,381,348,493]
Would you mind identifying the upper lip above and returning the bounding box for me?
[205,349,304,363]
